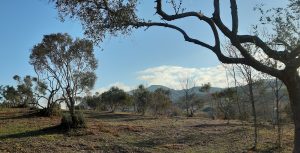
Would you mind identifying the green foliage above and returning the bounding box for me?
[61,112,86,129]
[133,85,151,115]
[1,86,20,107]
[177,93,203,117]
[15,75,35,107]
[32,74,62,115]
[52,0,139,43]
[200,82,211,93]
[0,85,3,101]
[213,88,237,120]
[74,71,97,93]
[0,75,40,108]
[61,113,73,129]
[29,33,98,118]
[84,95,101,110]
[101,86,129,112]
[255,0,300,49]
[150,88,172,116]
[168,105,182,117]
[38,103,62,117]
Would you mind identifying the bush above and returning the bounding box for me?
[72,112,86,128]
[38,107,62,117]
[61,113,73,129]
[37,103,62,117]
[61,112,86,129]
[168,106,182,117]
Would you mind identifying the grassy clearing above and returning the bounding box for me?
[0,108,294,153]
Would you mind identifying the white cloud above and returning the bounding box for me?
[137,65,231,89]
[92,65,248,94]
[93,82,133,94]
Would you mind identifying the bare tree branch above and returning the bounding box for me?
[230,0,238,35]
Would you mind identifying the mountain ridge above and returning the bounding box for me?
[141,85,223,102]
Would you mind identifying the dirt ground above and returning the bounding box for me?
[0,108,294,153]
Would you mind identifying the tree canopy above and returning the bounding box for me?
[101,86,129,112]
[30,33,98,122]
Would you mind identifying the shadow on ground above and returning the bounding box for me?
[85,112,156,122]
[0,125,63,140]
[0,111,38,121]
[193,123,243,128]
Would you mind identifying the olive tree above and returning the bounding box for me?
[52,0,300,151]
[30,33,97,127]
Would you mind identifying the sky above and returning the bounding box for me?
[0,0,287,93]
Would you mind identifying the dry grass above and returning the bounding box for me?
[0,108,294,153]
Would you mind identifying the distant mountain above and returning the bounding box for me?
[145,85,223,102]
[148,81,288,101]
[127,79,289,104]
[147,85,172,92]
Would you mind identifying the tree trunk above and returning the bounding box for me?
[185,94,189,117]
[283,73,300,153]
[68,96,76,124]
[134,103,136,113]
[232,67,243,121]
[248,79,258,150]
[274,78,282,148]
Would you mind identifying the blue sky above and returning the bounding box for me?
[0,0,286,92]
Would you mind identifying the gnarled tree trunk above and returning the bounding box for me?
[282,72,300,153]
[68,96,76,122]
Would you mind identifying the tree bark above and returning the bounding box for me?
[248,77,258,150]
[283,73,300,153]
[69,97,75,122]
[185,94,189,117]
[231,67,243,120]
[274,78,282,148]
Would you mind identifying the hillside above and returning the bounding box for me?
[145,85,223,102]
[145,81,289,104]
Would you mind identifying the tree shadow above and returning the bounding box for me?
[0,125,64,140]
[85,112,155,122]
[193,123,243,128]
[0,111,38,120]
[175,132,215,146]
[121,117,156,122]
[132,137,170,148]
[253,145,281,153]
[86,112,136,120]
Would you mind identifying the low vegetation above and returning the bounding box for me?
[0,108,294,153]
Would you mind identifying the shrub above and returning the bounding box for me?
[38,107,62,117]
[61,113,73,129]
[38,104,62,117]
[60,112,86,129]
[168,106,182,117]
[72,112,86,128]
